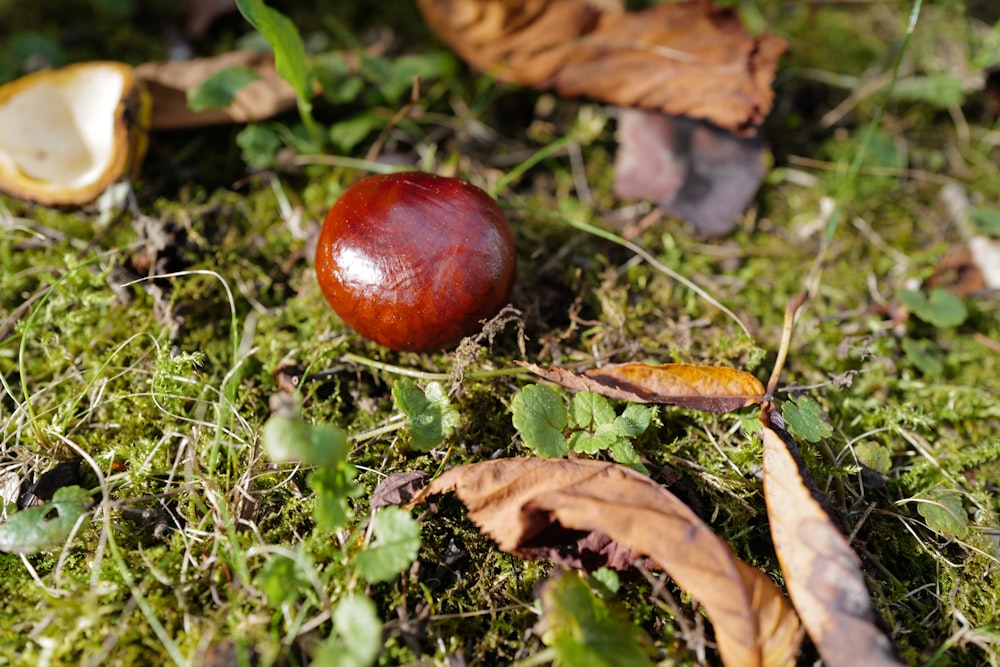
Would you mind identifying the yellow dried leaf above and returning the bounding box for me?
[518,361,765,412]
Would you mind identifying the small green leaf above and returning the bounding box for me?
[328,114,383,153]
[511,384,568,458]
[353,507,421,583]
[612,403,654,438]
[313,594,382,667]
[309,463,361,531]
[854,442,892,475]
[608,438,647,474]
[393,379,459,452]
[917,489,968,539]
[781,397,833,443]
[901,337,944,376]
[889,74,965,109]
[739,412,764,437]
[236,124,283,169]
[186,65,261,112]
[589,568,620,598]
[567,426,618,455]
[376,52,457,103]
[537,570,655,667]
[569,392,616,430]
[970,206,1000,237]
[262,414,348,467]
[312,51,366,104]
[0,486,90,554]
[235,0,312,107]
[255,553,311,608]
[898,287,967,328]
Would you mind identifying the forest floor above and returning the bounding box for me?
[1,1,1000,665]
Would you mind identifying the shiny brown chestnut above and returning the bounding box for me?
[315,171,516,352]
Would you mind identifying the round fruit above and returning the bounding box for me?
[315,171,516,352]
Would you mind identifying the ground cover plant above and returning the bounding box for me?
[2,0,1000,665]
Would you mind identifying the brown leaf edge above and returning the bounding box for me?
[516,360,766,412]
[760,404,903,667]
[416,0,786,134]
[408,457,802,667]
[134,50,298,130]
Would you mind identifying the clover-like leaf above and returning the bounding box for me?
[569,391,616,430]
[781,397,832,443]
[897,287,967,328]
[537,570,656,667]
[354,507,421,583]
[262,413,348,467]
[613,403,654,438]
[511,384,568,457]
[916,489,968,539]
[854,442,892,475]
[567,425,619,455]
[393,379,460,452]
[313,594,382,667]
[309,463,361,531]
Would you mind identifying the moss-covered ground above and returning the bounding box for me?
[2,1,1000,665]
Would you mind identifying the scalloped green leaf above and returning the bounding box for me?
[393,379,460,451]
[354,507,421,583]
[537,570,656,667]
[782,397,833,443]
[512,384,568,458]
[0,486,90,554]
[262,413,348,467]
[898,287,967,328]
[917,489,968,539]
[313,594,382,667]
[569,391,616,429]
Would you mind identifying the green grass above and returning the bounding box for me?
[2,1,1000,665]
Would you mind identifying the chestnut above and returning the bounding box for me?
[315,171,516,352]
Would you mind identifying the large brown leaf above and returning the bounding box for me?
[760,405,903,667]
[408,457,802,666]
[416,0,786,134]
[135,51,298,130]
[517,361,766,412]
[613,110,766,236]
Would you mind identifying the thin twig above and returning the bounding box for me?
[766,290,809,398]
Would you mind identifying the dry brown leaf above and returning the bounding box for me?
[613,110,766,236]
[760,405,903,667]
[416,0,786,134]
[929,239,1000,296]
[135,50,298,130]
[370,471,430,510]
[517,361,765,412]
[408,457,802,667]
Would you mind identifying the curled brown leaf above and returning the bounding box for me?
[760,405,903,667]
[135,50,298,129]
[409,457,802,667]
[417,0,786,134]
